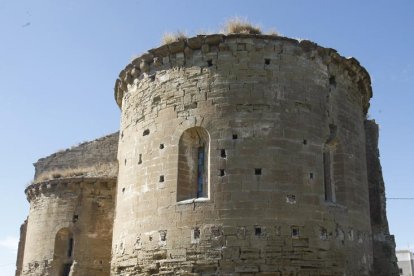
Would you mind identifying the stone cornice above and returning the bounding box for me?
[114,33,372,114]
[25,177,117,202]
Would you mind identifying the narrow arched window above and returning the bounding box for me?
[323,124,346,204]
[323,124,338,203]
[323,147,335,202]
[177,127,210,201]
[52,228,74,276]
[67,238,74,258]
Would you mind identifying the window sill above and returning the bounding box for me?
[177,197,210,205]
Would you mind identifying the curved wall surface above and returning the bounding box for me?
[20,133,118,276]
[22,178,116,276]
[112,34,374,275]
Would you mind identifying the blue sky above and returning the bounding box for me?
[0,0,413,274]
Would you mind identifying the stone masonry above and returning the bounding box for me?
[18,133,118,276]
[16,34,398,276]
[365,120,399,275]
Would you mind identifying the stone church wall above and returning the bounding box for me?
[15,33,399,276]
[365,120,399,276]
[19,134,119,276]
[111,34,375,275]
[34,132,119,181]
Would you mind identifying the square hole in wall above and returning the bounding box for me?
[329,75,336,87]
[159,175,164,182]
[159,144,164,149]
[232,134,238,140]
[72,215,78,223]
[159,230,167,242]
[309,172,314,180]
[193,228,200,239]
[220,149,226,158]
[219,169,225,177]
[254,226,262,236]
[193,227,200,239]
[152,95,161,104]
[211,226,221,237]
[207,59,213,67]
[286,194,296,204]
[191,227,201,244]
[264,58,270,65]
[292,227,300,238]
[255,168,262,175]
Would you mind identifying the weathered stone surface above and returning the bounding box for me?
[33,132,119,181]
[365,120,399,276]
[15,219,27,276]
[111,34,380,276]
[16,34,397,276]
[19,133,119,276]
[187,36,204,49]
[22,178,116,276]
[204,34,224,45]
[168,40,186,54]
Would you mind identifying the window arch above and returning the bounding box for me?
[323,125,345,204]
[177,127,210,201]
[52,228,74,276]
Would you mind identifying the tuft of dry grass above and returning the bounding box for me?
[161,31,187,45]
[223,17,262,35]
[34,162,118,184]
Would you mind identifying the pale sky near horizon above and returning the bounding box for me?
[1,0,413,274]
